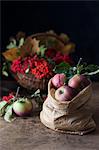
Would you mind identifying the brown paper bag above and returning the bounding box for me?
[40,79,96,135]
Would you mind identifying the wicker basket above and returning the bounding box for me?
[16,73,50,91]
[10,32,73,91]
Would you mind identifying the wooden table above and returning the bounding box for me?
[0,82,99,150]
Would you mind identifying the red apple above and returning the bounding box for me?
[55,85,77,101]
[68,74,90,90]
[13,98,33,116]
[52,73,66,88]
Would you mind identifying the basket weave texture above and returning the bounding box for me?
[17,73,50,91]
[12,32,67,91]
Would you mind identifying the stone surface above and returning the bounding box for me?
[0,82,99,150]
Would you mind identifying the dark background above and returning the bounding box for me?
[1,1,99,81]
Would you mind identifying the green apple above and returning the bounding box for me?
[13,98,33,116]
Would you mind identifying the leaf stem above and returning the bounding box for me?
[83,69,99,76]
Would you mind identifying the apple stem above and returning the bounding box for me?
[76,58,82,74]
[77,58,82,67]
[15,87,20,101]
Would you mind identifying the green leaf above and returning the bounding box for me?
[39,45,47,57]
[56,62,70,68]
[83,69,99,76]
[84,64,99,72]
[16,50,21,56]
[31,89,41,98]
[2,63,7,71]
[47,58,55,65]
[2,62,9,77]
[6,39,17,49]
[0,101,8,116]
[17,97,27,103]
[18,100,25,103]
[53,62,71,74]
[31,89,43,108]
[77,64,99,75]
[5,105,11,113]
[77,65,84,74]
[4,105,14,122]
[46,39,58,48]
[65,67,75,81]
[2,71,9,77]
[18,38,24,48]
[25,68,30,74]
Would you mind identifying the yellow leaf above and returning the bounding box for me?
[61,43,75,54]
[2,48,19,61]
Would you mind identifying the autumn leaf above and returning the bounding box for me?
[19,37,33,57]
[2,48,20,61]
[61,43,75,54]
[60,33,70,43]
[30,38,40,55]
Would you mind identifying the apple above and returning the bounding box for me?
[68,74,90,90]
[55,85,77,101]
[52,73,66,88]
[13,98,33,116]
